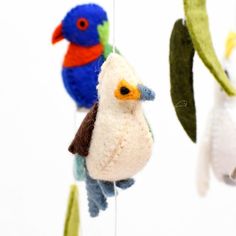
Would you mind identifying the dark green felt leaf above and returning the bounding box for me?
[170,19,196,143]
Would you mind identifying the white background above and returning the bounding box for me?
[1,0,236,235]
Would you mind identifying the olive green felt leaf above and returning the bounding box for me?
[170,19,196,143]
[64,185,80,236]
[184,0,236,96]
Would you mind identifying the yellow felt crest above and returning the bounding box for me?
[225,32,236,59]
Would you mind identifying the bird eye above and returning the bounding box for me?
[77,18,89,31]
[120,87,130,95]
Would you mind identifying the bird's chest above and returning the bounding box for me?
[211,103,236,180]
[63,43,104,68]
[86,111,153,181]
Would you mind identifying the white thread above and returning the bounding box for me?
[73,108,77,131]
[112,0,116,53]
[73,108,83,236]
[73,108,77,185]
[112,0,118,233]
[113,182,118,236]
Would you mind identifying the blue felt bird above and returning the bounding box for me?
[52,4,114,109]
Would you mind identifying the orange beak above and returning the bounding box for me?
[52,23,64,44]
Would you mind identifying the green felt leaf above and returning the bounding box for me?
[184,0,236,96]
[170,19,196,143]
[64,185,80,236]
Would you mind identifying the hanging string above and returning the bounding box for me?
[112,0,118,234]
[73,109,84,236]
[73,108,78,185]
[113,182,118,236]
[112,0,116,53]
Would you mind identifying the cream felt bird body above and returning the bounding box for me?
[69,53,155,216]
[86,53,154,181]
[87,103,153,181]
[197,35,236,196]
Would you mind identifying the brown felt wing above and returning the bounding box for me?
[68,103,98,157]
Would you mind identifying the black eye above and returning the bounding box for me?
[120,87,130,95]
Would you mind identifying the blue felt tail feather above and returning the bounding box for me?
[88,198,100,217]
[98,181,115,197]
[84,169,135,217]
[116,178,135,189]
[85,172,108,217]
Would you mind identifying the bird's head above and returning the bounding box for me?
[214,32,236,104]
[97,53,155,111]
[52,4,108,46]
[224,33,236,87]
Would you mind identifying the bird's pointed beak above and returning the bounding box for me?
[114,80,155,101]
[137,84,156,101]
[52,23,64,44]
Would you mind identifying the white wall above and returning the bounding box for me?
[1,0,236,235]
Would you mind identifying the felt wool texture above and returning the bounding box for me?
[68,53,154,215]
[183,0,236,96]
[138,84,156,101]
[98,181,115,197]
[84,168,135,217]
[85,53,155,181]
[52,4,115,109]
[85,171,108,217]
[98,21,120,59]
[114,79,141,100]
[69,103,98,156]
[197,43,236,196]
[74,155,86,181]
[169,19,196,143]
[69,101,136,216]
[98,179,135,196]
[225,32,236,59]
[63,43,104,68]
[64,185,80,236]
[115,178,135,189]
[197,88,236,196]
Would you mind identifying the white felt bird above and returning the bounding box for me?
[197,33,236,196]
[69,53,155,216]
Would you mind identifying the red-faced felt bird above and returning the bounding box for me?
[52,4,114,109]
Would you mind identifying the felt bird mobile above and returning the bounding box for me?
[68,53,155,217]
[52,4,115,109]
[169,0,236,142]
[196,33,236,196]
